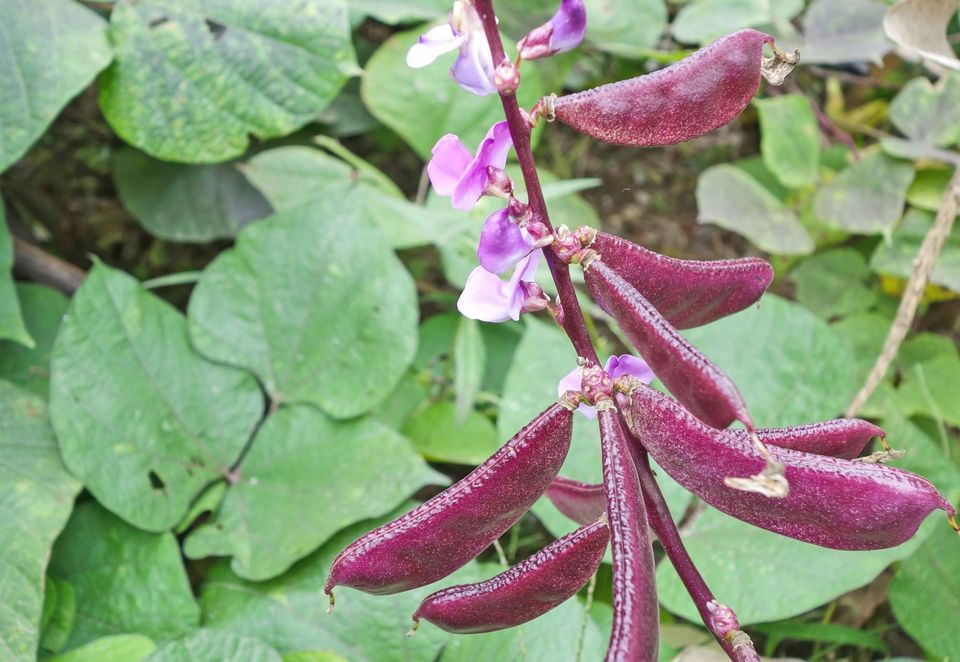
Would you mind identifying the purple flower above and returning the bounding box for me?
[427,121,513,210]
[406,1,497,96]
[518,0,587,61]
[557,354,654,418]
[458,250,543,323]
[478,208,536,274]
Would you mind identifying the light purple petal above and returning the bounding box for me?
[451,33,497,96]
[457,250,542,323]
[451,121,513,210]
[478,208,535,274]
[407,24,464,68]
[556,366,597,419]
[428,134,474,197]
[549,0,587,53]
[605,354,655,384]
[512,248,542,284]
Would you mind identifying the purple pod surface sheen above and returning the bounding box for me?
[325,404,573,596]
[599,407,659,662]
[547,476,606,525]
[592,232,772,330]
[585,259,752,430]
[628,385,955,550]
[551,29,773,147]
[733,418,885,460]
[413,519,609,634]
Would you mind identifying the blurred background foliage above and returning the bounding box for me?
[1,0,959,660]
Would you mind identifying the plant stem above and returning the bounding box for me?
[473,0,598,365]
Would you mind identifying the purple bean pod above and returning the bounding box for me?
[591,232,773,329]
[585,258,752,430]
[598,405,659,662]
[627,384,955,550]
[546,476,606,525]
[324,403,573,598]
[732,418,885,459]
[548,30,778,147]
[411,518,609,634]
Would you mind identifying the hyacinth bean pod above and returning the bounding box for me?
[549,29,775,147]
[598,406,659,661]
[585,259,752,430]
[627,385,955,550]
[324,403,573,597]
[546,476,606,525]
[733,418,885,459]
[412,518,609,634]
[591,232,773,329]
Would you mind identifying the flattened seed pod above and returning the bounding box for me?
[732,418,885,460]
[412,519,609,634]
[585,259,752,430]
[592,232,772,329]
[325,403,573,597]
[547,476,606,525]
[551,30,777,147]
[628,385,955,550]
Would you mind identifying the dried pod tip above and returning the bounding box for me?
[530,94,557,126]
[949,513,960,533]
[761,42,800,86]
[723,431,790,498]
[854,449,907,464]
[407,619,420,637]
[326,590,335,614]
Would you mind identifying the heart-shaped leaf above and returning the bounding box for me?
[814,152,914,235]
[790,248,878,319]
[890,74,960,147]
[755,94,820,189]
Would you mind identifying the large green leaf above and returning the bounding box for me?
[113,148,272,242]
[791,0,890,65]
[755,95,820,189]
[0,0,112,173]
[187,202,418,418]
[0,205,31,346]
[184,405,444,581]
[361,28,543,159]
[99,0,357,163]
[582,0,667,57]
[146,630,281,662]
[200,503,481,661]
[48,502,199,649]
[402,402,501,465]
[871,208,960,293]
[813,152,914,235]
[672,0,803,45]
[49,261,264,531]
[890,74,960,147]
[49,635,157,662]
[0,381,82,662]
[0,284,68,396]
[683,294,857,428]
[790,248,878,319]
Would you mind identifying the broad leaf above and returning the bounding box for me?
[402,402,501,465]
[99,0,357,163]
[871,208,960,293]
[0,381,82,662]
[187,203,418,418]
[0,0,112,173]
[0,205,31,346]
[794,0,891,65]
[583,0,668,57]
[755,94,820,189]
[673,0,803,45]
[814,152,914,235]
[113,148,272,242]
[884,0,960,73]
[696,165,814,255]
[0,284,68,396]
[146,630,281,662]
[453,316,485,421]
[49,503,199,649]
[348,0,447,25]
[184,405,444,581]
[889,74,960,147]
[790,248,878,319]
[49,635,156,662]
[50,261,263,531]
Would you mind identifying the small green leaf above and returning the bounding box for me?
[0,380,82,662]
[673,0,803,45]
[146,630,281,662]
[113,148,272,242]
[0,0,112,173]
[696,165,814,255]
[890,74,960,147]
[403,402,501,465]
[583,0,667,57]
[99,0,357,163]
[453,316,485,421]
[40,576,76,654]
[871,208,960,293]
[755,95,820,189]
[906,168,953,212]
[790,248,878,319]
[814,152,914,235]
[49,502,199,649]
[792,0,890,65]
[187,203,418,418]
[50,261,264,531]
[184,406,444,581]
[0,205,32,346]
[49,635,157,662]
[0,283,68,396]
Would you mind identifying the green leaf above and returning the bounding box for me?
[879,415,960,502]
[0,283,68,396]
[49,502,199,649]
[348,0,447,25]
[790,248,878,319]
[889,519,960,661]
[361,28,543,159]
[184,405,444,581]
[0,380,82,662]
[146,630,281,662]
[813,152,914,235]
[453,316,485,421]
[0,205,32,346]
[890,74,960,147]
[200,503,481,661]
[657,506,934,625]
[40,576,76,654]
[187,203,418,418]
[871,208,960,293]
[673,0,803,44]
[893,351,960,428]
[99,0,357,163]
[582,0,667,57]
[751,621,888,655]
[906,168,953,212]
[683,294,857,427]
[50,261,264,531]
[0,0,112,173]
[403,402,501,465]
[696,165,814,255]
[282,653,349,662]
[791,0,890,65]
[49,635,157,662]
[755,95,820,189]
[113,148,272,242]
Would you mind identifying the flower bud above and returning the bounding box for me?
[484,166,513,198]
[493,59,521,95]
[518,0,587,61]
[519,281,551,313]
